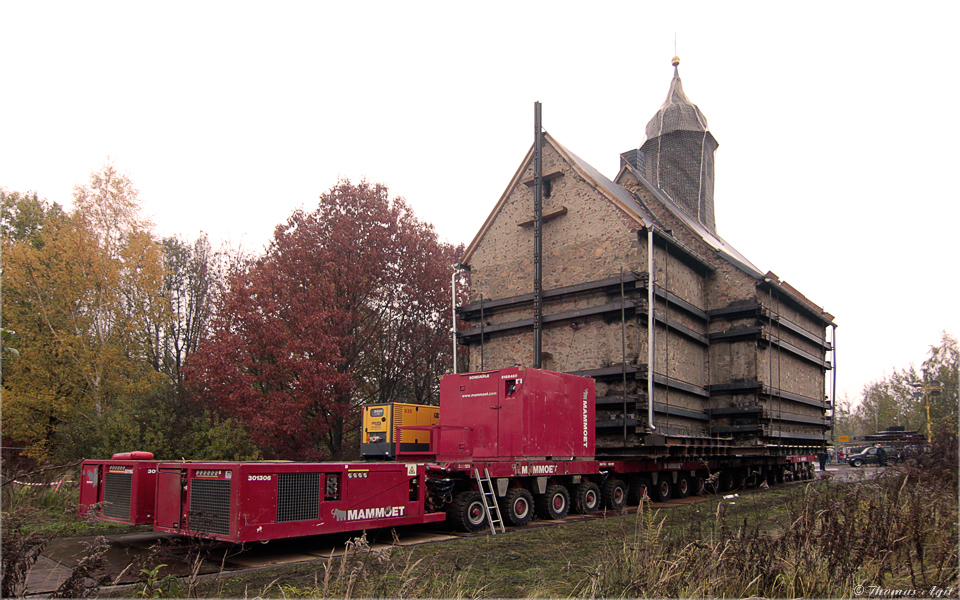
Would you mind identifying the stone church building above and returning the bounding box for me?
[456,60,835,455]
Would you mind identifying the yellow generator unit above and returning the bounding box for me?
[361,403,439,459]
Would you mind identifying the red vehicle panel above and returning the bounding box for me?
[152,461,445,543]
[78,459,159,525]
[436,367,594,461]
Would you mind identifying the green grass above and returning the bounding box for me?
[179,482,819,598]
[2,479,148,538]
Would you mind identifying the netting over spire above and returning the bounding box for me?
[634,61,719,235]
[643,72,710,141]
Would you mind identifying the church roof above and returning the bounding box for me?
[551,138,651,225]
[615,161,763,278]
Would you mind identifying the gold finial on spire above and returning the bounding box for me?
[672,56,680,67]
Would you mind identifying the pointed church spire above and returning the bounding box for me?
[643,57,710,144]
[637,57,719,235]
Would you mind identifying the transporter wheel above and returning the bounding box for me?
[651,478,672,502]
[692,476,706,496]
[536,485,570,520]
[766,469,777,487]
[448,491,487,533]
[851,459,863,468]
[630,477,653,504]
[718,471,735,492]
[572,482,601,515]
[730,469,747,491]
[502,488,534,526]
[675,476,691,499]
[704,474,720,494]
[601,478,627,511]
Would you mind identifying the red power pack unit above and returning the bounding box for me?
[78,458,159,525]
[434,366,595,461]
[152,461,446,543]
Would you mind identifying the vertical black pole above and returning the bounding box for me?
[480,294,485,371]
[621,267,628,445]
[533,101,543,369]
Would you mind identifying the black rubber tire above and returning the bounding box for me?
[572,482,601,515]
[689,476,705,496]
[601,478,627,511]
[447,491,487,532]
[727,469,746,489]
[629,477,652,504]
[502,488,534,526]
[851,459,863,468]
[704,474,720,494]
[719,471,735,492]
[536,484,570,520]
[651,478,672,502]
[675,476,690,499]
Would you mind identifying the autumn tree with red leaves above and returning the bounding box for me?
[186,180,464,459]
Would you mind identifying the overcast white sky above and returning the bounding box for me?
[2,2,957,405]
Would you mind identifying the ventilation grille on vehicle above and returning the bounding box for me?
[189,479,232,536]
[102,472,132,520]
[278,472,320,522]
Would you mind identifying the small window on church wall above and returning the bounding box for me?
[543,179,552,199]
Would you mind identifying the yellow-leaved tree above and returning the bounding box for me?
[2,164,168,460]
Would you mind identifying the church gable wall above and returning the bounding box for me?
[468,143,641,303]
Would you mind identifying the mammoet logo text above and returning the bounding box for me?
[331,506,407,521]
[582,389,589,448]
[519,464,557,475]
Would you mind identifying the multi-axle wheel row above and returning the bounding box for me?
[446,462,813,533]
[447,480,607,532]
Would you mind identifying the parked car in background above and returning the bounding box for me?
[847,446,901,467]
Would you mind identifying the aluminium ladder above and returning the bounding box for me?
[474,468,505,534]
